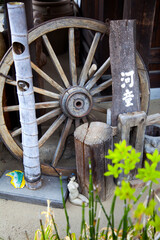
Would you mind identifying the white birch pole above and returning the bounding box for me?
[7,2,41,189]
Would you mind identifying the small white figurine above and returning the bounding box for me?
[67,176,89,206]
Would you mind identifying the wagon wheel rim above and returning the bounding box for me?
[0,17,150,167]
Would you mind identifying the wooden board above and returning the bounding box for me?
[123,0,157,68]
[109,20,140,126]
[123,0,160,88]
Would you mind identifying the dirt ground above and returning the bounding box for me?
[0,98,159,240]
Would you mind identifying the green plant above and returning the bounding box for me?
[104,140,160,239]
[34,140,160,239]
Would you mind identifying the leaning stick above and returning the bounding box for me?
[7,2,41,189]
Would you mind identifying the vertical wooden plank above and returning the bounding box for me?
[151,0,160,48]
[98,0,104,21]
[109,20,140,126]
[123,0,157,68]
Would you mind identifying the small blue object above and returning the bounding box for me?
[6,170,25,188]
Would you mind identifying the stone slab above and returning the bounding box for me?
[0,170,68,208]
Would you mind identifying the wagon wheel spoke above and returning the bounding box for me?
[6,78,60,99]
[82,116,88,123]
[11,108,62,137]
[88,113,97,121]
[69,28,77,86]
[85,57,110,90]
[93,95,112,103]
[52,118,73,167]
[75,119,80,128]
[79,32,101,86]
[42,34,70,88]
[5,79,17,86]
[31,62,64,93]
[37,108,62,125]
[3,101,60,112]
[35,101,60,109]
[39,114,66,148]
[88,64,97,78]
[92,105,107,114]
[91,78,112,96]
[33,87,60,99]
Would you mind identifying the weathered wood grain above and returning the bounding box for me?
[110,20,140,126]
[93,95,112,103]
[52,118,73,167]
[74,122,113,201]
[146,113,160,126]
[118,111,146,171]
[123,0,157,68]
[79,32,101,86]
[85,57,110,90]
[41,163,76,176]
[3,101,59,112]
[69,28,77,86]
[42,34,70,88]
[39,114,66,147]
[91,78,112,96]
[31,62,64,93]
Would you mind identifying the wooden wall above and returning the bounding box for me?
[81,0,160,88]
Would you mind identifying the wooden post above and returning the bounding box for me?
[7,2,41,189]
[118,111,146,167]
[109,20,140,126]
[74,122,113,201]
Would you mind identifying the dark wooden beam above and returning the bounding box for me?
[123,0,157,69]
[149,71,160,88]
[149,48,160,64]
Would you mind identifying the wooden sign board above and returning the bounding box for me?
[109,20,140,126]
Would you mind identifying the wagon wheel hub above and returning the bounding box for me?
[60,86,93,118]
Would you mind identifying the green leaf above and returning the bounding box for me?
[146,149,160,164]
[105,140,133,165]
[150,214,160,231]
[134,203,145,219]
[145,199,157,216]
[114,180,136,201]
[71,233,76,240]
[136,159,160,184]
[104,164,122,178]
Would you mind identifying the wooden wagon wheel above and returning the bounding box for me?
[0,17,150,174]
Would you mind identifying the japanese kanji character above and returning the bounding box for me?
[122,89,134,107]
[121,70,134,88]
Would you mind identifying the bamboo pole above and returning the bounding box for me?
[7,2,41,189]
